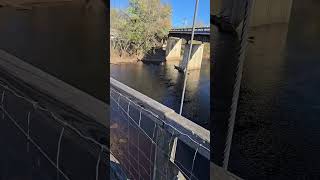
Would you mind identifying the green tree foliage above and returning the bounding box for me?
[111,0,172,56]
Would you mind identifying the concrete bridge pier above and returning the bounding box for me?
[166,37,182,60]
[178,43,204,71]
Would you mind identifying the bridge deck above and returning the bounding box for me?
[169,27,210,35]
[170,27,210,34]
[168,27,210,42]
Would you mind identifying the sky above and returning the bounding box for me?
[110,0,210,28]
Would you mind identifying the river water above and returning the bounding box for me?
[110,58,210,179]
[0,1,210,179]
[226,0,320,179]
[111,59,210,129]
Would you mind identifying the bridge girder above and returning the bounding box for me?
[167,34,209,43]
[168,27,210,43]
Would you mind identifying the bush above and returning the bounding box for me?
[111,0,172,57]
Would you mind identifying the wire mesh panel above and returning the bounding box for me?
[110,81,210,180]
[0,78,112,180]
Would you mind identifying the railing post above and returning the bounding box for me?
[152,125,180,180]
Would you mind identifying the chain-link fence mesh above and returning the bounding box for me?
[0,77,111,180]
[110,82,210,180]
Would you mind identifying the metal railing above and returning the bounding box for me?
[0,77,112,180]
[110,78,210,180]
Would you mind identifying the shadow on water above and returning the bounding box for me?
[111,48,210,129]
[141,47,166,63]
[111,47,210,179]
[212,0,320,179]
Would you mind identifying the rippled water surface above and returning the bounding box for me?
[111,59,210,129]
[225,1,320,179]
[110,59,210,179]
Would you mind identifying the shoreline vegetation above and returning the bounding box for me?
[110,0,209,65]
[110,50,141,64]
[110,42,210,64]
[110,0,171,64]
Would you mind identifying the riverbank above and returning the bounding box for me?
[110,42,210,64]
[110,52,140,64]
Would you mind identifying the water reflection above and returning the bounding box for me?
[228,0,320,179]
[111,59,210,128]
[230,23,290,179]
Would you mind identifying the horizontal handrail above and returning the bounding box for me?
[110,77,210,158]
